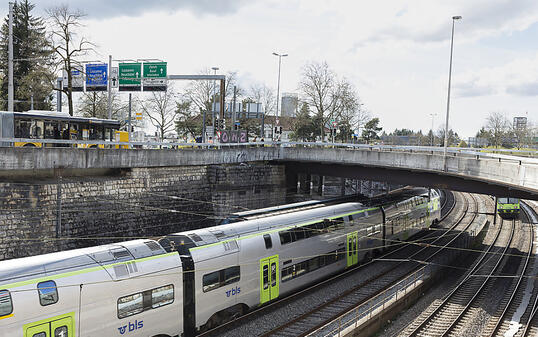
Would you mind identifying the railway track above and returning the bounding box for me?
[400,216,516,336]
[253,194,485,337]
[517,201,538,337]
[479,202,534,337]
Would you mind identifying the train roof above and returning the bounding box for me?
[0,239,167,285]
[166,188,432,250]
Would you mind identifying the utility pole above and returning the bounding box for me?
[128,93,132,148]
[8,2,14,111]
[107,55,112,119]
[56,78,62,112]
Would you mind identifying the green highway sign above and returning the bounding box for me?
[119,63,141,91]
[143,62,167,91]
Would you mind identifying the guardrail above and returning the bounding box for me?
[1,138,537,164]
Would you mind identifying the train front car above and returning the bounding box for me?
[0,240,183,337]
[497,197,520,218]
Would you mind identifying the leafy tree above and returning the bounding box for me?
[362,118,382,142]
[436,126,460,147]
[175,99,201,140]
[0,0,54,111]
[291,102,316,141]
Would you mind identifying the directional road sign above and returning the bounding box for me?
[110,67,119,88]
[85,63,108,91]
[119,63,141,91]
[63,68,84,92]
[143,62,167,91]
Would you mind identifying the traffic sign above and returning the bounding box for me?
[110,67,119,88]
[85,63,108,91]
[119,63,141,91]
[63,67,83,92]
[143,62,167,91]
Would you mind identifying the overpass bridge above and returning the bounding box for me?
[0,143,536,200]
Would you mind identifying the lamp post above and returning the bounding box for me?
[429,113,437,146]
[272,52,288,140]
[444,15,462,157]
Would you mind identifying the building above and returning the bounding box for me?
[280,93,298,117]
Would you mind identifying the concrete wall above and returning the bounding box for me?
[0,163,286,260]
[0,147,535,198]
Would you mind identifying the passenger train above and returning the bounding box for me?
[0,188,441,337]
[497,197,520,218]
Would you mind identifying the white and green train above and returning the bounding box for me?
[0,188,440,337]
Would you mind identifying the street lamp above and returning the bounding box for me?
[429,113,437,146]
[273,52,288,140]
[443,15,462,157]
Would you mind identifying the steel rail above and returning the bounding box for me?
[483,203,533,337]
[405,215,511,337]
[518,201,538,337]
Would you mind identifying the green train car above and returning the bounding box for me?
[497,197,520,218]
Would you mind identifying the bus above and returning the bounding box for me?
[0,110,125,148]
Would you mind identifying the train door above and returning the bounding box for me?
[260,254,279,304]
[24,313,74,337]
[346,232,358,267]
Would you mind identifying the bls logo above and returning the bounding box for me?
[118,320,144,334]
[225,286,241,297]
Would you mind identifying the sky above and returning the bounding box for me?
[6,0,538,137]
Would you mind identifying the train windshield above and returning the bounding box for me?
[498,198,508,203]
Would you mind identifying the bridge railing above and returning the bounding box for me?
[0,138,536,164]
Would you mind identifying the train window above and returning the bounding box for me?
[279,231,293,245]
[151,285,174,309]
[0,290,12,316]
[498,198,508,203]
[509,198,519,204]
[117,293,143,318]
[263,234,272,249]
[263,265,269,289]
[54,326,68,337]
[271,263,277,286]
[308,257,319,271]
[33,333,46,337]
[281,267,293,282]
[37,280,58,306]
[224,266,241,285]
[203,271,220,292]
[293,228,305,241]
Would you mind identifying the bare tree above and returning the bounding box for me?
[185,68,241,114]
[47,5,93,116]
[249,83,275,117]
[138,86,178,141]
[485,112,509,148]
[512,118,535,149]
[299,61,362,140]
[78,91,127,120]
